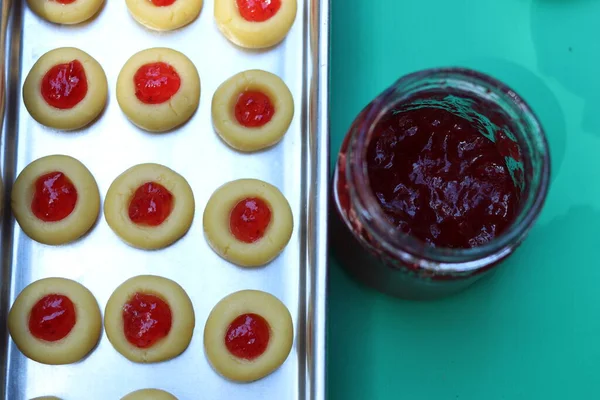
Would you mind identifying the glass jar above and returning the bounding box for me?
[332,68,551,300]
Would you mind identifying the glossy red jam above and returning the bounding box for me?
[122,293,172,348]
[41,60,87,109]
[366,107,518,249]
[229,197,272,243]
[234,90,275,128]
[225,313,270,360]
[29,294,76,342]
[54,0,77,4]
[236,0,281,22]
[31,171,78,222]
[134,62,181,105]
[149,0,176,6]
[128,182,174,226]
[333,69,551,299]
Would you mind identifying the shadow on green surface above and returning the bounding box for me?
[531,0,600,137]
[327,0,600,398]
[328,206,600,399]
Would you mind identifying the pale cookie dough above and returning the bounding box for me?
[11,155,100,245]
[23,47,108,130]
[212,69,294,152]
[116,48,200,132]
[104,163,195,250]
[204,290,293,382]
[27,0,104,25]
[214,0,297,49]
[203,178,293,267]
[126,0,202,31]
[104,275,195,363]
[8,278,102,365]
[121,389,178,400]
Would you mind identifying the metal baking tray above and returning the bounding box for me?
[0,0,329,397]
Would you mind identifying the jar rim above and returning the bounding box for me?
[346,67,551,273]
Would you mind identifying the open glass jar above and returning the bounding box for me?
[332,68,551,299]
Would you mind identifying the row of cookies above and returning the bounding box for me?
[10,276,293,389]
[30,0,296,49]
[26,47,294,151]
[12,155,293,267]
[34,389,179,400]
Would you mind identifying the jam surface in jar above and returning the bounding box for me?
[367,106,519,249]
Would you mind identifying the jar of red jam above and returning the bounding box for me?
[332,68,551,299]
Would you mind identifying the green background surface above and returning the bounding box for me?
[327,1,600,399]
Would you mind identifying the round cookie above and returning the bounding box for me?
[126,0,202,31]
[204,290,293,382]
[212,69,294,152]
[214,0,297,49]
[121,389,178,400]
[23,47,108,130]
[104,275,195,363]
[116,48,200,132]
[104,163,195,250]
[8,277,102,365]
[203,178,293,267]
[27,0,104,25]
[11,155,100,245]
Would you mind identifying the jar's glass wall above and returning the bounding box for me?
[333,68,551,299]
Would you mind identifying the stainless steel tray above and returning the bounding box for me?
[0,0,329,397]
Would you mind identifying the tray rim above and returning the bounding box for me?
[0,0,331,397]
[308,0,330,399]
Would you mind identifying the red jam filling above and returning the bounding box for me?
[29,294,76,342]
[122,293,172,349]
[134,62,181,105]
[31,171,78,222]
[128,182,174,226]
[229,197,272,243]
[41,60,87,109]
[225,313,270,360]
[149,0,176,6]
[53,0,77,4]
[236,0,281,22]
[366,107,518,249]
[234,90,275,128]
